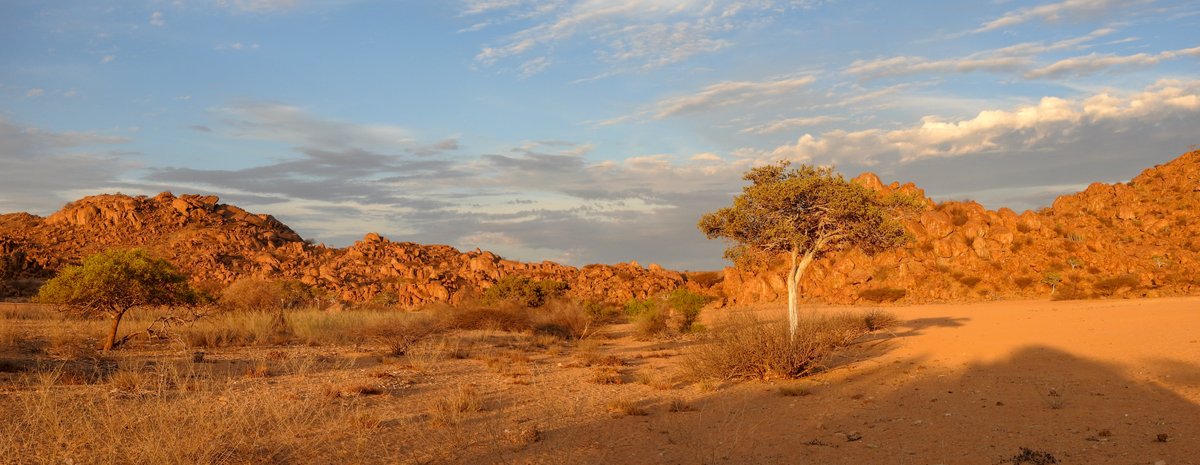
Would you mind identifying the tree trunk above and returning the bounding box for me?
[786,248,818,340]
[103,310,126,352]
[787,250,799,340]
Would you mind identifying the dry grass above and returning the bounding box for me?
[667,398,696,412]
[606,398,648,417]
[430,385,485,427]
[684,310,895,381]
[0,368,373,464]
[589,366,624,385]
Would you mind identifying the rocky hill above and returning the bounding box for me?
[0,192,684,306]
[722,150,1200,305]
[3,151,1199,307]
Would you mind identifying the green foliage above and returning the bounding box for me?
[37,249,194,315]
[220,278,320,312]
[623,297,668,338]
[482,276,568,308]
[698,161,918,268]
[666,288,712,332]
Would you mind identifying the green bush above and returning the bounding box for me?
[483,276,568,308]
[666,288,712,332]
[624,297,667,338]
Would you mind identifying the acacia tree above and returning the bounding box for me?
[699,161,917,339]
[37,249,195,351]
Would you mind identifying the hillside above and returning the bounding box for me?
[2,150,1199,307]
[723,150,1200,305]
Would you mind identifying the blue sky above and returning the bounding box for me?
[2,0,1199,269]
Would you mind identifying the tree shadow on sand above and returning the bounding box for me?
[462,344,1200,465]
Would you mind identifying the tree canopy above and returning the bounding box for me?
[700,162,915,267]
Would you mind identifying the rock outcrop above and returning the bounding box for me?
[0,193,683,306]
[720,150,1200,305]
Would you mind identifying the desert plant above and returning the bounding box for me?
[666,288,712,332]
[858,287,906,303]
[684,311,894,380]
[220,278,319,312]
[482,276,568,308]
[698,161,918,339]
[36,249,195,351]
[1042,272,1062,295]
[1093,274,1140,296]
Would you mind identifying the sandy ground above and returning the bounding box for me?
[493,297,1200,465]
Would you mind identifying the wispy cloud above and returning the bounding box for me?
[150,11,165,27]
[213,101,413,151]
[469,0,810,76]
[847,28,1117,80]
[738,115,841,135]
[1026,45,1200,78]
[972,0,1140,33]
[653,75,817,119]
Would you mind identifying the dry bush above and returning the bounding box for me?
[684,311,894,381]
[1093,274,1140,296]
[667,398,695,412]
[531,299,600,340]
[606,399,648,417]
[1051,283,1089,301]
[1013,276,1035,289]
[858,287,906,303]
[430,386,485,427]
[590,366,624,385]
[219,278,321,312]
[957,275,983,288]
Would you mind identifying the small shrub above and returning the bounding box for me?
[483,276,568,308]
[626,297,669,338]
[532,300,599,340]
[666,398,695,412]
[1013,276,1034,289]
[858,287,906,303]
[666,288,712,332]
[1093,274,1139,296]
[684,311,893,381]
[590,366,623,385]
[606,399,648,417]
[220,278,319,312]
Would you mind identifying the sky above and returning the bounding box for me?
[1,0,1199,270]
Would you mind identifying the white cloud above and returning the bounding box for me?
[652,75,817,119]
[766,80,1200,164]
[100,55,115,63]
[25,88,45,98]
[216,42,260,51]
[973,0,1136,33]
[1026,45,1200,78]
[150,11,165,27]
